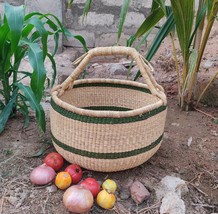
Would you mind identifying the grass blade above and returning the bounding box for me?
[117,0,131,42]
[4,3,24,53]
[16,83,46,132]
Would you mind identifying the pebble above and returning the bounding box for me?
[46,184,58,193]
[130,181,150,204]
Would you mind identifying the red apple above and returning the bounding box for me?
[65,164,83,184]
[80,178,100,197]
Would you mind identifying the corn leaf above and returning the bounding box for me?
[21,41,46,103]
[170,0,194,61]
[0,89,18,134]
[26,17,48,60]
[16,83,45,132]
[4,3,24,53]
[46,52,56,86]
[64,28,88,52]
[117,0,131,42]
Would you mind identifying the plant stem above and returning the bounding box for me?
[196,69,218,105]
[2,74,10,105]
[170,33,181,104]
[186,0,218,108]
[193,0,206,51]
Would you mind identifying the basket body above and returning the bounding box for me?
[50,79,167,172]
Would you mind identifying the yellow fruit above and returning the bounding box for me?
[96,189,116,209]
[102,179,117,193]
[55,171,72,190]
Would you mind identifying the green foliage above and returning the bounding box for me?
[117,0,131,42]
[0,3,88,134]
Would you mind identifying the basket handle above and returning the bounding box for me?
[57,47,167,104]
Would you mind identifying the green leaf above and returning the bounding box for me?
[117,0,131,42]
[0,89,18,134]
[16,83,46,132]
[170,0,195,61]
[46,52,56,86]
[152,0,166,14]
[17,93,30,127]
[4,3,24,53]
[189,5,207,48]
[26,17,48,60]
[126,35,136,47]
[64,28,88,52]
[134,7,165,39]
[206,0,214,19]
[83,0,92,17]
[146,12,175,61]
[134,12,175,80]
[23,42,46,103]
[68,0,75,9]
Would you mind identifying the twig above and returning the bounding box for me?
[192,203,218,209]
[189,183,208,197]
[0,191,6,214]
[138,201,161,214]
[193,106,216,120]
[197,69,218,105]
[41,193,50,214]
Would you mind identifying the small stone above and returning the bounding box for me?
[155,176,189,200]
[46,184,57,193]
[130,181,150,204]
[171,123,180,127]
[204,60,214,69]
[120,188,130,200]
[163,132,169,140]
[160,192,186,214]
[7,196,18,206]
[106,63,127,76]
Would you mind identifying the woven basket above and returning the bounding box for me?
[50,47,167,172]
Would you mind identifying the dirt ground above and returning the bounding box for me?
[0,28,218,213]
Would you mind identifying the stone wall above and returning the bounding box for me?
[0,0,199,50]
[63,0,153,48]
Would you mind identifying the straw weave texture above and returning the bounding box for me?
[50,46,167,172]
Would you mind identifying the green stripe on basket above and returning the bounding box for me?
[51,133,163,159]
[73,82,152,94]
[82,106,132,111]
[51,99,167,124]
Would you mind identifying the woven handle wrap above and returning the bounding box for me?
[58,47,166,105]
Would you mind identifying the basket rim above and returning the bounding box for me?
[51,78,167,118]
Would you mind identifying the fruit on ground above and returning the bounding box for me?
[80,177,100,197]
[44,152,64,171]
[63,185,94,213]
[65,164,83,184]
[96,189,116,209]
[55,171,72,190]
[102,179,117,193]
